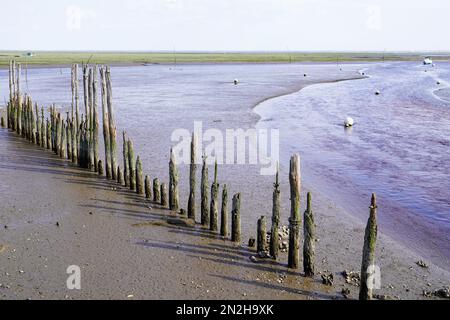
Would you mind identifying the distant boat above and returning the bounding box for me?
[423,57,433,65]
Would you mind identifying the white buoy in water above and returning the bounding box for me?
[375,90,380,95]
[234,79,239,85]
[344,117,354,127]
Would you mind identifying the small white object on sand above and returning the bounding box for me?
[344,117,354,127]
[375,90,380,95]
[233,79,239,85]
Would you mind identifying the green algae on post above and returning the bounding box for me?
[359,193,378,300]
[288,154,301,269]
[303,192,315,277]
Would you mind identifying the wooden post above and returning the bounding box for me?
[92,66,99,172]
[66,112,71,159]
[153,178,161,202]
[82,64,89,134]
[288,154,301,269]
[100,68,111,179]
[55,113,61,155]
[145,175,151,199]
[40,109,45,148]
[128,139,136,190]
[359,193,378,300]
[136,156,144,195]
[201,155,209,226]
[46,118,51,150]
[0,117,4,127]
[60,118,66,159]
[270,164,281,259]
[220,184,228,237]
[210,159,219,232]
[303,192,315,277]
[160,183,168,207]
[35,104,40,145]
[74,64,79,163]
[16,64,22,136]
[88,68,95,170]
[105,67,117,180]
[231,193,241,243]
[169,148,179,211]
[98,160,104,176]
[117,165,123,185]
[188,133,197,220]
[257,216,268,253]
[122,131,130,187]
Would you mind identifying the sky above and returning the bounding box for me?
[1,0,449,52]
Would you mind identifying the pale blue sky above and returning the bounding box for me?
[1,0,449,51]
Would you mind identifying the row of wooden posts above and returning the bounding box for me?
[1,60,378,300]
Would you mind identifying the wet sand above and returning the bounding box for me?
[0,64,449,299]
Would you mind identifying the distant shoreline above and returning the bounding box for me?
[1,51,450,68]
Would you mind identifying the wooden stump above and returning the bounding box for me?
[288,154,301,269]
[188,133,197,220]
[220,184,228,237]
[169,148,179,211]
[153,178,161,203]
[231,193,241,243]
[210,159,219,232]
[145,175,151,199]
[201,155,209,227]
[128,139,136,190]
[303,192,315,277]
[136,156,144,195]
[359,193,378,300]
[257,216,268,254]
[160,183,168,207]
[270,165,281,259]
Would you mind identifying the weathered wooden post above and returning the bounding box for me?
[153,178,161,203]
[66,112,71,159]
[0,117,4,127]
[231,193,241,243]
[122,131,130,187]
[73,64,79,163]
[105,67,117,180]
[220,184,228,237]
[128,139,136,190]
[145,175,151,199]
[60,119,66,159]
[82,64,89,135]
[210,159,219,232]
[35,104,40,145]
[160,183,168,207]
[117,165,123,185]
[98,160,104,176]
[169,148,179,211]
[136,156,144,195]
[201,155,209,226]
[92,66,99,172]
[270,164,281,259]
[288,154,301,269]
[55,113,61,155]
[303,192,315,277]
[257,216,268,253]
[88,68,95,170]
[359,193,378,300]
[41,109,46,148]
[187,133,197,220]
[16,64,22,136]
[46,118,51,150]
[101,68,112,178]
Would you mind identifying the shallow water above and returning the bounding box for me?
[255,61,450,263]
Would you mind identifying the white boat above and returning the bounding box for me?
[423,57,433,65]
